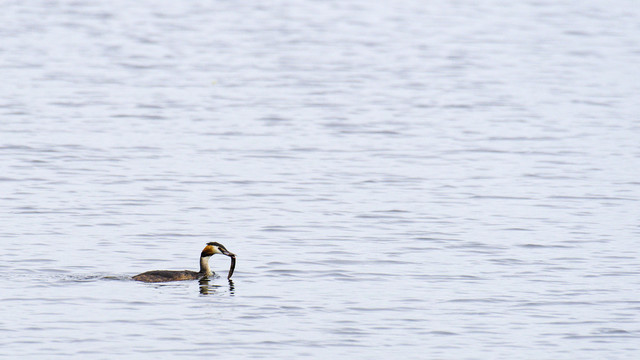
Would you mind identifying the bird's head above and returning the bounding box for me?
[201,242,235,258]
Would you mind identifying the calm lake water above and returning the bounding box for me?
[1,0,639,358]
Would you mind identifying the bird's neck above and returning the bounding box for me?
[199,256,213,277]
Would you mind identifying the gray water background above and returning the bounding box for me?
[1,0,639,358]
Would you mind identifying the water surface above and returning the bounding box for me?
[1,0,640,358]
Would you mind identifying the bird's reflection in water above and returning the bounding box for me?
[198,278,235,296]
[228,279,235,295]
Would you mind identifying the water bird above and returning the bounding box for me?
[132,242,236,282]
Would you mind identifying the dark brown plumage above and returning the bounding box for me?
[132,270,201,282]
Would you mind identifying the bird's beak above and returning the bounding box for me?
[220,248,235,257]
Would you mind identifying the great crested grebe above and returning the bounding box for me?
[132,242,236,282]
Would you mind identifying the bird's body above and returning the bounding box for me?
[132,270,202,282]
[132,242,235,283]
